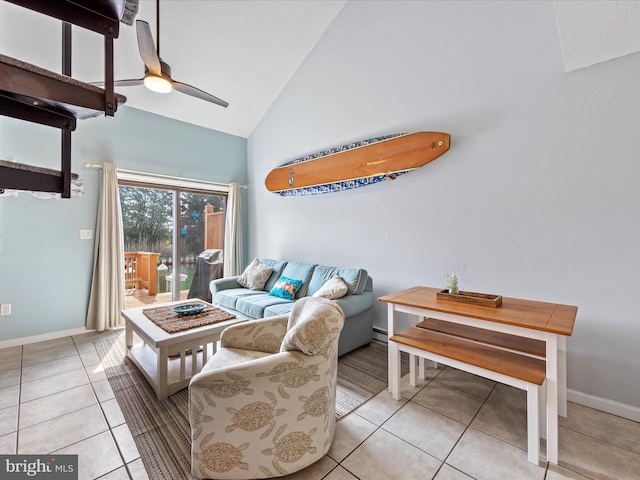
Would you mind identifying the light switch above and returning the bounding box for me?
[80,229,93,240]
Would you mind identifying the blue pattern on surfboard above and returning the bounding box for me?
[273,133,409,196]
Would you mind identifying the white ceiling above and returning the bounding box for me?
[0,0,346,138]
[1,1,639,138]
[554,0,640,72]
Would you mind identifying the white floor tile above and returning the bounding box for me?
[20,368,89,403]
[92,379,116,403]
[435,464,475,480]
[22,343,78,367]
[352,389,407,426]
[447,428,546,480]
[0,384,20,410]
[101,398,126,428]
[328,412,377,462]
[412,381,485,425]
[341,428,441,480]
[127,458,150,480]
[323,465,359,480]
[0,404,18,437]
[54,431,123,480]
[18,405,108,454]
[383,401,466,460]
[559,426,640,480]
[0,431,17,454]
[111,424,140,464]
[559,402,640,455]
[21,355,84,383]
[19,384,97,429]
[435,368,496,399]
[0,368,21,389]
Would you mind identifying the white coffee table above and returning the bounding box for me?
[121,300,246,400]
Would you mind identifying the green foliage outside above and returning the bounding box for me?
[119,185,225,262]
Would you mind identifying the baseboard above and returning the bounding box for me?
[567,389,640,423]
[372,326,640,422]
[0,327,93,349]
[372,327,387,343]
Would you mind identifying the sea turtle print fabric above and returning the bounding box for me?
[189,297,345,479]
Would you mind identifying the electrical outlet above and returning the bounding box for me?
[80,229,93,240]
[0,304,11,316]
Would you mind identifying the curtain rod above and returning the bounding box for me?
[83,162,247,189]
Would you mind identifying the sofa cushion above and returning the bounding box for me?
[264,303,295,317]
[308,266,368,296]
[280,261,316,298]
[269,276,303,300]
[214,288,264,310]
[235,293,293,319]
[237,258,273,290]
[258,258,288,292]
[312,275,349,300]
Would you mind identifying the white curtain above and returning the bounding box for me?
[223,182,243,277]
[86,162,125,331]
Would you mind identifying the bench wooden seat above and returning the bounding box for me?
[391,327,546,385]
[416,317,546,358]
[389,326,546,464]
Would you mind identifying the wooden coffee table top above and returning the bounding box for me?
[122,300,246,348]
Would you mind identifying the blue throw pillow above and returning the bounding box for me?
[269,276,303,300]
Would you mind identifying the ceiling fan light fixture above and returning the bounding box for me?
[144,74,172,93]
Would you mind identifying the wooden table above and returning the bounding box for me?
[121,301,246,400]
[379,286,577,465]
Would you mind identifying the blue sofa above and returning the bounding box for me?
[209,258,374,356]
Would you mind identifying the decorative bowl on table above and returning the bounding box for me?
[173,303,206,316]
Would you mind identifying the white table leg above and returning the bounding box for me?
[157,345,169,400]
[387,303,396,393]
[527,383,540,465]
[409,354,417,387]
[125,322,133,349]
[389,340,401,400]
[546,334,559,464]
[558,335,567,417]
[418,356,426,380]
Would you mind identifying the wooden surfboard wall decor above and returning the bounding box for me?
[264,131,451,196]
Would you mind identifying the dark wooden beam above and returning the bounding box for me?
[0,61,110,112]
[0,94,76,131]
[0,164,64,193]
[5,0,122,38]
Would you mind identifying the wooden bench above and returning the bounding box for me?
[389,320,546,464]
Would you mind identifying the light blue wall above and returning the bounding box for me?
[248,1,640,409]
[0,106,247,341]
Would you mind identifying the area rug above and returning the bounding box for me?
[95,334,408,480]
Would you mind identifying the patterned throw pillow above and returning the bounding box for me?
[269,276,303,300]
[237,258,274,290]
[312,275,349,300]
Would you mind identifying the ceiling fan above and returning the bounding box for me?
[105,0,228,108]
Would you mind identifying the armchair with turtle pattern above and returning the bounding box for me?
[188,296,345,479]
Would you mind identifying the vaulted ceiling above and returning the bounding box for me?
[1,1,639,138]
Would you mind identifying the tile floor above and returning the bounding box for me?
[1,331,639,480]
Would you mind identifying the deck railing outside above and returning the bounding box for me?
[124,252,161,295]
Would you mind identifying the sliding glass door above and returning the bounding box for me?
[120,183,226,308]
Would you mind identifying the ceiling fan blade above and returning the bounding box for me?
[136,20,161,76]
[114,79,145,86]
[172,81,229,108]
[90,79,144,87]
